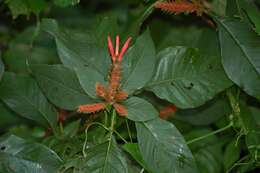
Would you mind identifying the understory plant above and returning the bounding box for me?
[0,0,259,173]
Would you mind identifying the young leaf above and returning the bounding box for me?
[0,135,62,173]
[30,64,93,110]
[147,47,232,108]
[0,72,57,130]
[83,141,128,173]
[121,30,156,94]
[41,19,110,77]
[75,66,106,99]
[136,118,198,173]
[124,97,158,122]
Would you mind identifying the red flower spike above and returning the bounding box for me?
[108,36,116,62]
[78,103,107,113]
[118,37,132,62]
[113,103,128,116]
[96,83,107,99]
[78,35,131,116]
[154,0,203,16]
[115,91,128,101]
[115,35,120,56]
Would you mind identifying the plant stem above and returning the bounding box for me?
[82,122,110,157]
[103,109,117,172]
[125,119,133,143]
[187,123,232,145]
[104,110,108,127]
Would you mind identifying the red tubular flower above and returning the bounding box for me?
[78,35,131,116]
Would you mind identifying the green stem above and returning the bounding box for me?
[82,122,110,157]
[103,109,117,172]
[114,130,128,144]
[125,119,133,143]
[104,110,108,127]
[187,123,232,145]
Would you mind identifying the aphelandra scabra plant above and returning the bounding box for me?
[0,0,259,173]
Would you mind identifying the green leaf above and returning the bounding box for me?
[122,143,146,169]
[216,18,260,99]
[224,139,240,171]
[186,129,223,173]
[54,0,80,7]
[91,15,119,46]
[0,101,21,130]
[75,66,106,99]
[124,97,157,122]
[5,0,29,18]
[239,102,260,161]
[121,30,156,94]
[64,120,81,138]
[4,0,47,18]
[0,72,57,130]
[238,0,260,35]
[136,118,198,173]
[83,141,128,173]
[30,64,93,110]
[175,97,231,125]
[41,19,110,77]
[147,47,232,108]
[0,135,62,173]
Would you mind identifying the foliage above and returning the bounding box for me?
[0,0,259,173]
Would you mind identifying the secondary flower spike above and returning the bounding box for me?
[155,0,204,16]
[78,35,132,116]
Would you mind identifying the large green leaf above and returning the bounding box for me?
[41,19,110,77]
[216,18,260,99]
[136,118,198,173]
[75,66,106,99]
[0,72,57,129]
[146,47,232,108]
[30,64,93,110]
[0,135,62,173]
[83,141,128,173]
[124,97,157,122]
[175,97,231,125]
[121,30,156,94]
